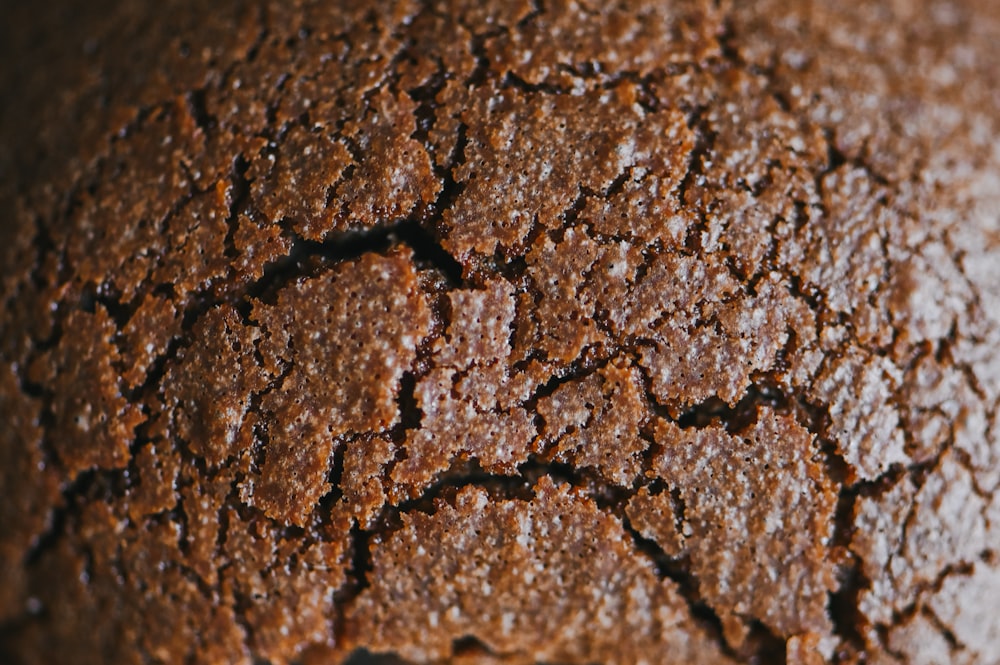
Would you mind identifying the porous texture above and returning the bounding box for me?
[1,1,999,664]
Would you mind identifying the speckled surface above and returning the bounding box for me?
[1,1,999,663]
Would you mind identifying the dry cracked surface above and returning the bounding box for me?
[1,1,999,664]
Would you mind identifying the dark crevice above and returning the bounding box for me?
[390,459,536,519]
[675,105,712,209]
[77,281,98,314]
[125,334,185,403]
[828,461,860,549]
[23,468,102,567]
[341,649,409,665]
[621,517,786,664]
[28,215,58,294]
[451,634,505,659]
[369,457,625,542]
[406,60,447,144]
[240,218,464,313]
[516,0,545,30]
[231,590,261,663]
[330,525,375,658]
[923,608,961,651]
[346,525,374,598]
[223,153,252,260]
[186,88,216,133]
[715,16,744,70]
[462,29,501,88]
[521,350,622,415]
[394,372,422,435]
[743,623,788,665]
[317,438,349,521]
[828,561,868,662]
[501,70,569,96]
[398,222,465,286]
[95,283,133,330]
[669,381,789,432]
[560,185,592,230]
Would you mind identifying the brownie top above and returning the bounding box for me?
[1,1,999,664]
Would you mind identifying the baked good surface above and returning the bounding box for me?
[1,1,999,663]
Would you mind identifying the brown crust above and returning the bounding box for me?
[1,1,999,664]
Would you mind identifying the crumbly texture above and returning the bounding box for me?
[1,1,999,664]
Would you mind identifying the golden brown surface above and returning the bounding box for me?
[1,1,1000,664]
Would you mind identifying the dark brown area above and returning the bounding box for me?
[1,1,999,664]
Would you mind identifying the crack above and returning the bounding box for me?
[450,634,511,660]
[676,107,714,258]
[501,70,569,96]
[335,432,802,662]
[186,88,216,134]
[359,448,794,665]
[876,558,978,645]
[22,470,100,568]
[338,524,374,609]
[620,516,744,658]
[522,350,620,414]
[828,559,868,660]
[230,589,261,665]
[341,649,409,664]
[461,27,502,89]
[240,218,464,313]
[922,606,961,651]
[223,153,252,260]
[637,366,790,432]
[406,58,447,145]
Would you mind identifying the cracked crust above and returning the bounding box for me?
[1,1,999,664]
